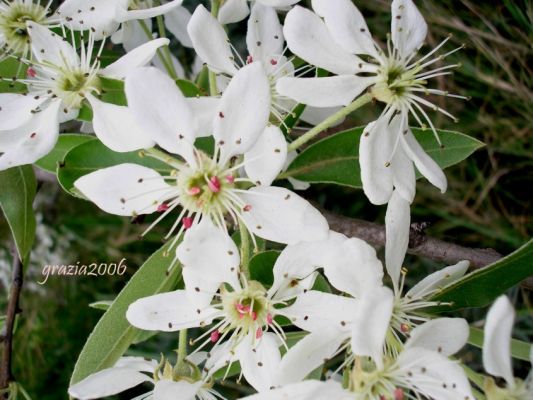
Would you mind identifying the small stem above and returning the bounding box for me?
[137,19,175,79]
[208,0,221,96]
[287,93,373,152]
[140,148,184,170]
[155,15,178,80]
[176,329,188,366]
[239,222,250,279]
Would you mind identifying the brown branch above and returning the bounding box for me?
[0,245,23,393]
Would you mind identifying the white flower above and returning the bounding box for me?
[57,0,183,40]
[68,356,222,400]
[0,0,57,57]
[125,219,341,391]
[0,23,168,170]
[217,0,302,25]
[278,0,467,205]
[74,63,328,249]
[482,295,533,400]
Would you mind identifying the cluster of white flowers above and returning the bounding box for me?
[0,0,529,399]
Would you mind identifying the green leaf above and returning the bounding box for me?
[431,239,533,310]
[283,127,485,188]
[35,134,96,173]
[57,139,172,198]
[0,58,26,93]
[70,241,182,384]
[249,250,280,287]
[0,166,37,264]
[469,327,531,362]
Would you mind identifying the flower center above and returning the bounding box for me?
[347,358,402,400]
[0,2,48,55]
[371,60,414,104]
[52,68,101,109]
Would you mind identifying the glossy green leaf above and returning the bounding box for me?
[57,139,172,198]
[0,58,26,93]
[431,239,533,310]
[249,250,280,286]
[283,127,485,188]
[469,326,531,362]
[0,166,37,265]
[35,134,96,173]
[70,241,182,384]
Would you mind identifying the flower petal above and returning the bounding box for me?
[406,260,469,299]
[385,190,410,294]
[153,379,202,400]
[258,0,302,6]
[57,0,123,38]
[244,125,287,186]
[213,62,270,161]
[185,96,220,137]
[164,6,193,48]
[405,318,469,356]
[68,367,152,399]
[114,356,158,372]
[391,145,416,203]
[0,100,61,171]
[240,380,347,400]
[239,186,329,245]
[27,21,79,66]
[311,0,378,57]
[283,6,364,75]
[350,286,394,369]
[483,295,515,387]
[237,333,281,392]
[112,19,150,52]
[188,5,238,75]
[126,290,216,332]
[0,93,47,131]
[391,0,428,59]
[359,116,394,205]
[74,163,172,217]
[218,0,250,25]
[181,269,222,310]
[116,0,183,22]
[246,3,284,61]
[101,38,170,79]
[276,75,374,108]
[125,67,197,157]
[86,95,154,152]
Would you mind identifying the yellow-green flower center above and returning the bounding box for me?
[0,2,48,55]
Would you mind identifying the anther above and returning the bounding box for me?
[208,176,221,193]
[182,217,193,229]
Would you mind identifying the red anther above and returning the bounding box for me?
[256,328,263,339]
[157,203,170,212]
[243,204,252,212]
[251,311,257,321]
[210,330,220,343]
[208,176,221,193]
[182,217,193,229]
[394,388,404,400]
[27,67,37,78]
[400,323,410,333]
[270,58,278,65]
[246,55,253,64]
[267,313,273,325]
[187,186,201,196]
[226,175,235,184]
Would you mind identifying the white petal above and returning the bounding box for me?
[74,164,172,216]
[113,20,150,52]
[276,75,374,108]
[400,127,447,192]
[151,50,186,78]
[283,6,362,75]
[164,6,193,48]
[218,0,250,25]
[28,22,79,66]
[244,125,287,186]
[483,295,515,387]
[0,100,61,171]
[185,96,220,138]
[299,105,344,127]
[126,290,216,332]
[68,366,152,399]
[246,3,284,61]
[406,260,469,299]
[279,290,359,333]
[258,0,302,6]
[237,333,281,392]
[125,67,197,156]
[181,268,222,310]
[86,95,154,152]
[385,190,410,294]
[214,62,270,161]
[116,0,184,22]
[240,186,329,245]
[405,318,469,356]
[57,0,123,37]
[311,0,378,57]
[188,5,238,75]
[276,331,347,385]
[391,0,428,59]
[0,93,47,131]
[359,117,394,205]
[240,380,347,400]
[114,356,158,372]
[398,347,473,400]
[391,145,416,203]
[176,218,240,292]
[350,286,394,368]
[101,38,170,79]
[153,380,202,400]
